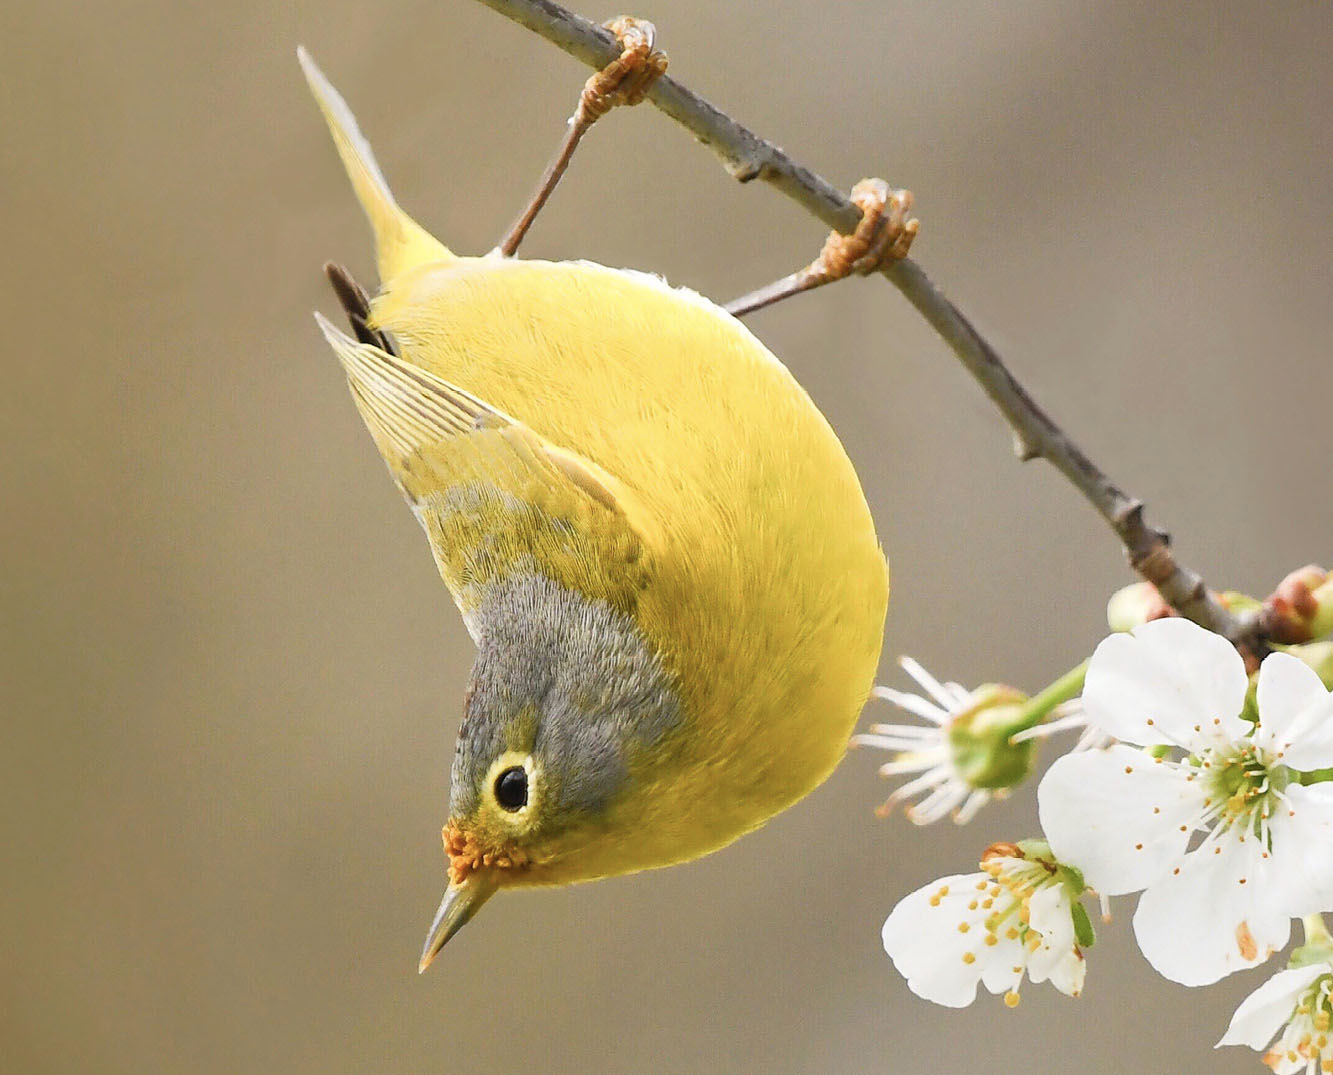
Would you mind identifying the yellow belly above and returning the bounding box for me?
[375,256,888,874]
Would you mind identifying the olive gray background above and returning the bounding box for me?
[4,1,1331,1072]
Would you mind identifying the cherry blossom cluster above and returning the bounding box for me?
[862,617,1333,1072]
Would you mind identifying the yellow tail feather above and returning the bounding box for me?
[297,47,453,284]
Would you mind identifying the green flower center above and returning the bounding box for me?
[1207,746,1290,837]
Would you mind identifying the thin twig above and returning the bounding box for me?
[470,0,1259,652]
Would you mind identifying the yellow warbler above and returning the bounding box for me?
[298,48,887,971]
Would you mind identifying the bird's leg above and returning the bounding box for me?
[724,179,919,317]
[496,16,668,257]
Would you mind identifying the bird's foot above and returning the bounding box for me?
[724,178,919,317]
[812,178,919,280]
[576,17,669,124]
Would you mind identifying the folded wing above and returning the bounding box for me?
[314,311,658,630]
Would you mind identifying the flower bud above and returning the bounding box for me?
[1311,578,1333,640]
[1261,565,1331,644]
[1105,582,1174,632]
[947,685,1037,790]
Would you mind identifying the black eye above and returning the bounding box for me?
[494,766,528,811]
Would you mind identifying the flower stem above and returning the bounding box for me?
[1011,660,1089,734]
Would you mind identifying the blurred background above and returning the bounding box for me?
[4,1,1331,1071]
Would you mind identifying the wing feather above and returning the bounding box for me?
[313,312,657,626]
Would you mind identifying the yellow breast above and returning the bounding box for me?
[374,256,888,869]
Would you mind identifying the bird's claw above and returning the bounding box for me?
[813,178,920,280]
[576,16,669,124]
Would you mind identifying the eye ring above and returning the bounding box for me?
[494,766,529,811]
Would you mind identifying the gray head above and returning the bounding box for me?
[418,572,680,969]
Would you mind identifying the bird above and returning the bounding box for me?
[297,47,888,972]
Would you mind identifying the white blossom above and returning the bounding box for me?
[1038,618,1333,986]
[882,843,1088,1008]
[1218,960,1333,1073]
[852,658,1027,825]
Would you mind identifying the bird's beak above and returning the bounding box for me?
[417,871,499,973]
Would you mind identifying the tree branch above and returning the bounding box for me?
[470,0,1258,650]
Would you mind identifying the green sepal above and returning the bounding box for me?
[1015,838,1053,861]
[1289,944,1333,969]
[1056,862,1086,895]
[947,685,1037,791]
[1239,673,1260,725]
[1292,915,1333,968]
[1070,900,1097,949]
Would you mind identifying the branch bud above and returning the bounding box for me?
[1261,565,1332,644]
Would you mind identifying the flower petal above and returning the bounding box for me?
[1133,830,1290,985]
[1255,652,1333,771]
[1216,963,1328,1048]
[978,932,1027,996]
[1045,948,1087,998]
[1268,782,1333,915]
[1082,619,1249,748]
[1025,883,1076,985]
[882,873,991,1007]
[1038,746,1203,895]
